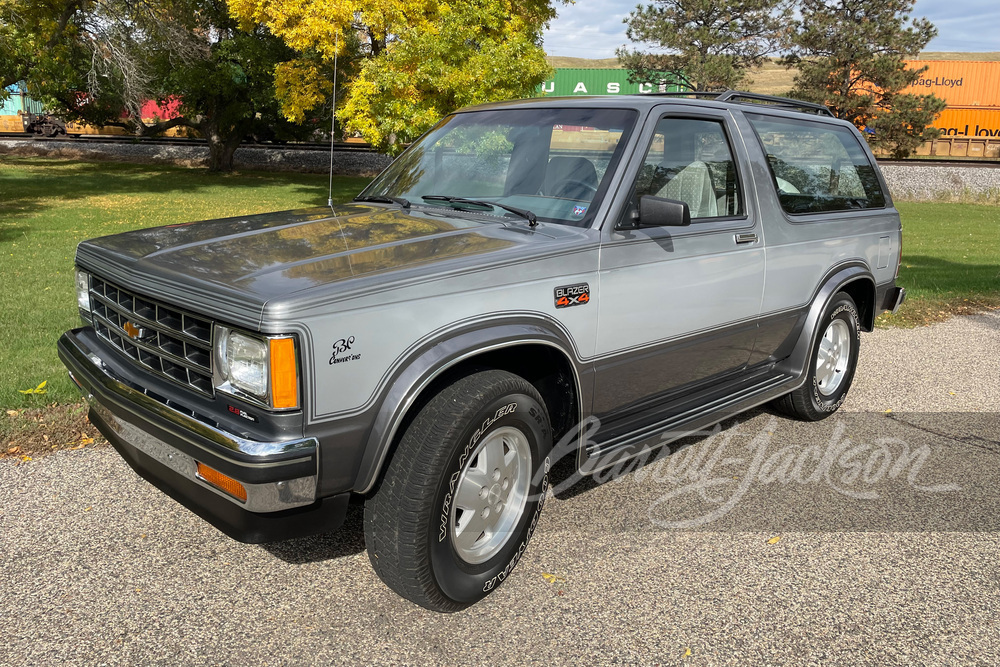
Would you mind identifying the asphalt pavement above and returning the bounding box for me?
[2,312,999,666]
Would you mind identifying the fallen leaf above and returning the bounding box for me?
[7,446,20,454]
[542,573,566,585]
[18,380,48,395]
[948,391,956,396]
[5,410,18,417]
[767,536,781,545]
[684,648,692,657]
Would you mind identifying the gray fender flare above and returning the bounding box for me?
[354,319,584,494]
[782,263,875,385]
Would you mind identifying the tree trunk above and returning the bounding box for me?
[203,122,243,172]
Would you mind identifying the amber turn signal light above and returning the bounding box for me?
[269,337,299,409]
[196,462,248,503]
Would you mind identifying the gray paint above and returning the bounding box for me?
[69,94,902,502]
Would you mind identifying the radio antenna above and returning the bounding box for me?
[327,31,339,208]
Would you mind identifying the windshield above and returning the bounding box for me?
[359,107,638,227]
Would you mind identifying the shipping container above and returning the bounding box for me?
[538,68,683,97]
[1,84,45,116]
[903,60,1000,108]
[929,107,1000,138]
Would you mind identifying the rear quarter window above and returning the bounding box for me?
[746,113,886,215]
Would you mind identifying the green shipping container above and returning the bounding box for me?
[538,68,683,97]
[1,84,45,116]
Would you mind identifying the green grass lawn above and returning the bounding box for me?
[0,157,997,410]
[882,201,1000,326]
[1,157,371,409]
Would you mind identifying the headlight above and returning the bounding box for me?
[75,269,91,314]
[213,326,299,409]
[226,331,268,398]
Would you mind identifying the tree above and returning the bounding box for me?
[617,0,792,92]
[9,0,318,170]
[229,0,555,154]
[0,0,86,97]
[785,0,946,158]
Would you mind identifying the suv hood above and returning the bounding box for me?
[76,204,577,326]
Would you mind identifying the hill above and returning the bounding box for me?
[545,56,622,69]
[545,53,1000,97]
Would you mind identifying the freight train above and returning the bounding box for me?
[1,86,189,137]
[6,63,999,157]
[537,61,1000,159]
[902,61,1000,158]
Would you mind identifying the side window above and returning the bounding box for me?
[746,113,886,214]
[632,117,743,220]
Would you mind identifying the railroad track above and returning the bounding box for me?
[4,132,998,165]
[0,132,375,153]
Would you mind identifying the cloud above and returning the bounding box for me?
[914,0,1000,51]
[542,0,1000,58]
[542,0,634,59]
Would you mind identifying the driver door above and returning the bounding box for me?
[592,109,765,433]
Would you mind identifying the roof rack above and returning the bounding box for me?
[648,90,834,117]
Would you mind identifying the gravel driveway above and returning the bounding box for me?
[2,313,998,666]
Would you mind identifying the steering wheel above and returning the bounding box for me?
[547,178,598,200]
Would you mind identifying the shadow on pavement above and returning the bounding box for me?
[261,503,366,563]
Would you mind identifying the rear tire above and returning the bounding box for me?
[364,370,552,611]
[772,292,860,421]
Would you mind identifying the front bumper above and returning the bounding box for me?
[58,328,349,543]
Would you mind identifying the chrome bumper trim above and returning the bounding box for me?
[86,400,317,512]
[890,287,906,315]
[61,331,318,512]
[63,332,314,459]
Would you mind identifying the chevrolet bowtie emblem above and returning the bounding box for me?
[122,320,143,339]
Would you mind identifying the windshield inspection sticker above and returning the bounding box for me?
[554,283,590,309]
[572,206,587,217]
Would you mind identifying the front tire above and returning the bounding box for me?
[364,370,552,611]
[773,292,860,421]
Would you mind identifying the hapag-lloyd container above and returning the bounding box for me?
[931,107,1000,138]
[903,60,1000,108]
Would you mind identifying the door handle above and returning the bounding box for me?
[734,233,759,245]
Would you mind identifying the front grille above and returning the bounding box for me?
[89,276,215,397]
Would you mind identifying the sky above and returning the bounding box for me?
[541,0,1000,59]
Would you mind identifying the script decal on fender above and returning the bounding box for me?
[554,283,590,309]
[329,336,362,365]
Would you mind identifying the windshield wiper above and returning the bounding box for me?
[421,195,537,227]
[353,194,411,208]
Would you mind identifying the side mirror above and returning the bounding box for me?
[638,195,691,227]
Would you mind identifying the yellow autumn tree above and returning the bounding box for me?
[229,0,555,153]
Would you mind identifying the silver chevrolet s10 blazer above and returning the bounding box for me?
[59,91,905,611]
